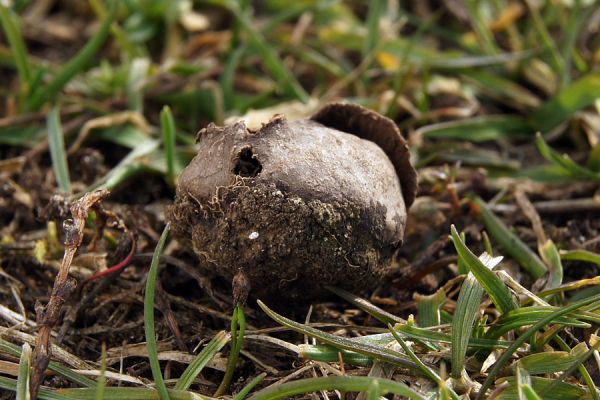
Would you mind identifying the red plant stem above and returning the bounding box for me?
[80,232,136,287]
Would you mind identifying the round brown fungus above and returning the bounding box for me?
[169,102,417,301]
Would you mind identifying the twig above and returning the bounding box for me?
[29,189,109,400]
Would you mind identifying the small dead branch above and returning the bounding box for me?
[59,200,136,342]
[29,189,109,400]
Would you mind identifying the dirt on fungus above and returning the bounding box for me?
[169,102,417,300]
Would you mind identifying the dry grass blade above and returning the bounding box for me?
[327,286,405,324]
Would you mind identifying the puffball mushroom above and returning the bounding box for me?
[169,102,417,301]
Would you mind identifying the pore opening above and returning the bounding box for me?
[233,147,262,177]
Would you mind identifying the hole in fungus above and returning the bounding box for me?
[233,146,262,177]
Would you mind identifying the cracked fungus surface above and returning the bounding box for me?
[169,102,416,300]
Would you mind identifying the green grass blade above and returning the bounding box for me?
[496,376,589,400]
[345,325,511,350]
[520,385,543,400]
[517,351,577,374]
[539,240,563,290]
[247,376,425,400]
[257,300,418,369]
[465,0,498,54]
[175,331,230,391]
[477,292,600,399]
[389,326,440,384]
[160,106,177,187]
[327,286,404,324]
[223,0,308,102]
[233,373,267,400]
[461,69,540,110]
[144,224,171,400]
[393,325,511,350]
[215,305,245,397]
[26,0,117,111]
[298,344,373,366]
[389,325,460,400]
[47,107,71,194]
[0,4,32,93]
[417,115,531,142]
[84,139,159,193]
[95,344,107,400]
[538,340,600,397]
[515,366,533,400]
[451,274,484,379]
[0,376,70,400]
[415,288,446,327]
[59,387,214,399]
[472,197,547,279]
[560,1,586,86]
[366,379,380,400]
[560,249,600,265]
[363,0,384,58]
[553,335,600,400]
[516,367,543,400]
[531,72,600,133]
[221,45,246,110]
[535,133,600,180]
[525,1,565,82]
[16,343,31,400]
[450,225,517,314]
[485,306,594,339]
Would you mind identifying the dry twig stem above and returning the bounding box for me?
[29,189,109,400]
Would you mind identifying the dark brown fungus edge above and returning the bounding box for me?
[311,102,417,208]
